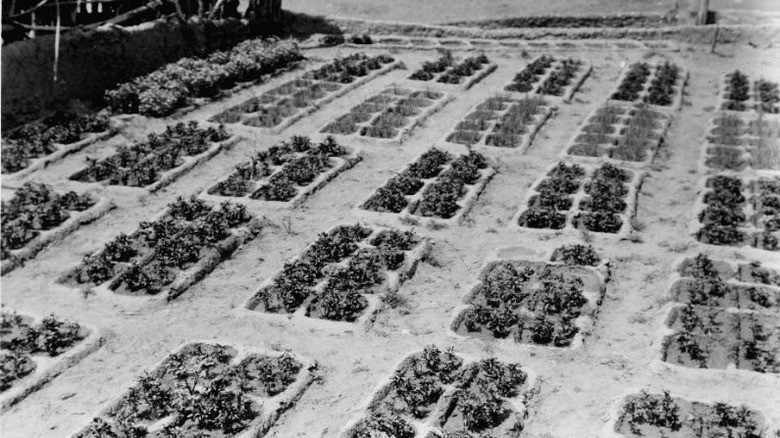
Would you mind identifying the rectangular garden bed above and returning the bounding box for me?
[443,95,553,152]
[1,310,103,411]
[60,196,262,301]
[668,253,779,311]
[201,135,361,207]
[563,103,671,167]
[513,161,644,237]
[69,121,239,192]
[450,252,607,348]
[504,55,592,102]
[408,52,497,89]
[320,86,451,142]
[612,390,768,437]
[245,224,429,325]
[609,61,687,111]
[719,70,780,114]
[1,182,114,276]
[343,345,535,438]
[661,304,779,373]
[359,148,495,226]
[702,113,780,172]
[692,175,780,252]
[1,113,114,178]
[73,341,316,438]
[210,53,400,132]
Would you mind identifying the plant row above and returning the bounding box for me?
[505,55,588,99]
[2,113,111,174]
[679,253,780,288]
[722,70,779,113]
[616,390,765,437]
[611,61,683,107]
[446,95,550,148]
[568,103,668,163]
[349,346,530,437]
[363,148,491,220]
[70,121,231,189]
[409,52,491,84]
[705,114,780,171]
[505,55,555,92]
[664,304,779,373]
[518,162,635,234]
[210,53,396,127]
[106,38,303,117]
[696,175,779,251]
[456,261,597,347]
[251,225,425,322]
[75,342,311,438]
[2,182,96,260]
[1,310,86,392]
[321,87,445,139]
[207,135,356,203]
[65,196,256,299]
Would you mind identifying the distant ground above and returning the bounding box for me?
[282,0,780,24]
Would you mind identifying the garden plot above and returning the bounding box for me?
[343,346,536,438]
[73,342,316,438]
[320,87,451,142]
[106,38,303,118]
[1,183,114,276]
[1,113,113,178]
[693,175,780,252]
[246,224,429,325]
[450,245,608,348]
[60,197,262,302]
[720,70,780,114]
[1,310,103,411]
[609,390,769,438]
[514,162,643,237]
[202,135,361,207]
[609,61,687,110]
[669,253,780,311]
[563,103,672,167]
[659,304,779,373]
[443,95,553,152]
[210,53,400,132]
[408,52,497,89]
[703,113,780,172]
[504,55,592,102]
[359,148,495,226]
[68,122,238,193]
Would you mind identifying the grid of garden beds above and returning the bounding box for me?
[1,113,113,178]
[320,87,451,142]
[514,161,643,236]
[202,135,361,207]
[609,61,687,110]
[719,70,780,114]
[504,55,592,102]
[344,346,534,438]
[612,390,767,437]
[73,342,316,438]
[210,53,400,132]
[563,103,671,166]
[408,52,497,89]
[60,196,262,301]
[246,224,429,324]
[693,175,780,252]
[69,122,238,192]
[444,95,553,151]
[702,113,780,172]
[360,148,495,225]
[106,38,303,118]
[451,251,607,348]
[1,183,114,276]
[1,310,103,411]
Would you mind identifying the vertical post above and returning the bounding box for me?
[697,0,709,25]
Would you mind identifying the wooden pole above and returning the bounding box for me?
[697,0,709,25]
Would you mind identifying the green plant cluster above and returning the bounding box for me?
[519,162,584,229]
[505,55,554,92]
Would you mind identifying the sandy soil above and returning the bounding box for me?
[282,0,780,24]
[1,36,780,438]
